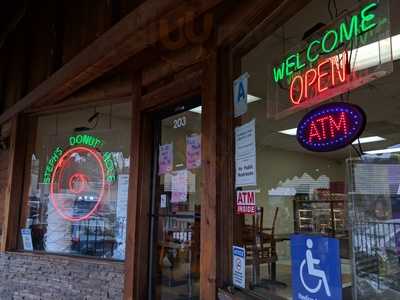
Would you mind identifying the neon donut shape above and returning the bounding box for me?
[68,172,88,194]
[50,146,106,222]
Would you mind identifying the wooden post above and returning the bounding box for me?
[200,50,218,299]
[123,73,142,300]
[216,46,235,288]
[1,115,28,251]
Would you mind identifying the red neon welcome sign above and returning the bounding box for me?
[290,52,349,105]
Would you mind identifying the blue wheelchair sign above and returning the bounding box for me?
[291,234,342,300]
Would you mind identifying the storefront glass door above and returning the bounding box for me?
[149,101,202,300]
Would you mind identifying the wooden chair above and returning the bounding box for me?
[242,207,279,287]
[260,207,279,280]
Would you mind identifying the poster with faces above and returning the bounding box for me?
[159,143,173,175]
[186,134,201,170]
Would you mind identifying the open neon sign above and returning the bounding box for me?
[270,1,392,110]
[297,102,366,152]
[273,2,378,84]
[43,134,116,222]
[290,52,348,104]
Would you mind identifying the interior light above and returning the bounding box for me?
[278,128,297,136]
[352,136,385,144]
[247,94,262,103]
[189,95,261,114]
[364,148,400,155]
[189,106,202,114]
[352,34,400,71]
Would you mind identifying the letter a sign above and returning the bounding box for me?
[233,72,250,118]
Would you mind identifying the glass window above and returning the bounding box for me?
[149,104,202,299]
[232,0,400,299]
[21,103,131,260]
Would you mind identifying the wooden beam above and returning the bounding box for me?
[140,64,203,112]
[0,115,28,251]
[216,46,235,287]
[27,95,132,116]
[0,0,223,125]
[124,73,142,300]
[232,0,310,57]
[200,51,218,299]
[17,117,37,249]
[217,0,282,47]
[26,44,207,114]
[142,44,208,87]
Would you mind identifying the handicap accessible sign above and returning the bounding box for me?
[232,245,246,288]
[291,234,342,300]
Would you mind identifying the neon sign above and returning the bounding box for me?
[268,0,392,114]
[69,134,104,148]
[297,102,366,152]
[290,52,348,105]
[43,134,116,222]
[273,2,378,83]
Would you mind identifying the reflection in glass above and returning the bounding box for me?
[152,106,202,300]
[24,103,131,260]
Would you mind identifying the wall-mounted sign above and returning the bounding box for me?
[43,134,116,222]
[233,72,250,118]
[232,245,246,289]
[291,234,342,300]
[159,143,173,175]
[236,190,256,215]
[268,0,391,119]
[235,119,257,187]
[297,102,366,152]
[21,228,34,251]
[186,134,201,169]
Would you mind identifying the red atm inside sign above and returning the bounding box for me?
[236,191,256,215]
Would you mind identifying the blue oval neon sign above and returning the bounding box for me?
[297,102,366,152]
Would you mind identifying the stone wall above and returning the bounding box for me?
[0,252,124,300]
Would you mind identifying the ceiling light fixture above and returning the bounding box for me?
[352,136,385,144]
[364,148,400,155]
[278,128,297,136]
[189,94,262,114]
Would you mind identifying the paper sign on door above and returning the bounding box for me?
[159,143,173,175]
[236,190,256,215]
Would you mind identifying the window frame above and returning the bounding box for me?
[14,99,133,262]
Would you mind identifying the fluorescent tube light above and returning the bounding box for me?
[248,94,262,103]
[190,106,202,114]
[190,94,261,114]
[352,34,400,71]
[365,148,400,155]
[352,136,385,144]
[278,128,297,136]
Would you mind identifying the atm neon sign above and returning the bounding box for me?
[297,102,366,152]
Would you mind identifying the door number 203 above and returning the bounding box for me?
[173,116,186,128]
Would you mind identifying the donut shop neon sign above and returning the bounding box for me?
[43,134,116,222]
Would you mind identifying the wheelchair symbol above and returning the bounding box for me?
[299,239,331,297]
